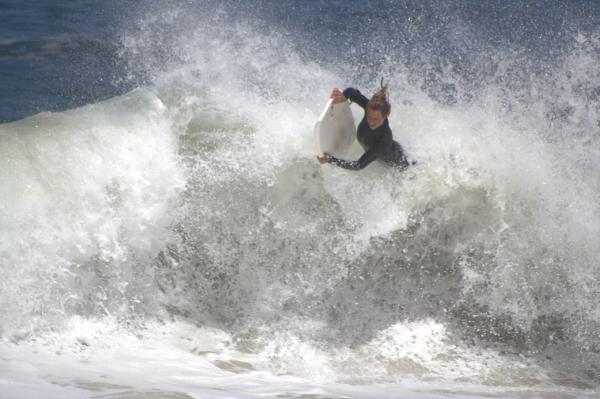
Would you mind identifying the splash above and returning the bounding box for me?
[1,1,600,394]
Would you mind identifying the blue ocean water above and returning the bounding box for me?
[2,1,600,122]
[0,0,130,122]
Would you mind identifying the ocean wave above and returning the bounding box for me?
[1,0,600,391]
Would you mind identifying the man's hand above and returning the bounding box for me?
[317,153,331,164]
[330,88,346,104]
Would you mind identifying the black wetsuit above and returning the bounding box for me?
[328,87,409,171]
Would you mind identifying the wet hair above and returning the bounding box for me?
[366,83,391,117]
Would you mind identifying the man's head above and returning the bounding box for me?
[366,84,390,129]
[366,108,386,130]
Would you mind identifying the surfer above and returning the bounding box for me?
[317,85,410,171]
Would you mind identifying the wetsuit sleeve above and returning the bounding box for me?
[342,88,369,109]
[328,147,380,171]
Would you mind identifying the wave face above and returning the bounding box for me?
[2,0,600,391]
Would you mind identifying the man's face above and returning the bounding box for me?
[367,109,385,130]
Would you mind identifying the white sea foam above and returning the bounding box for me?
[2,2,600,398]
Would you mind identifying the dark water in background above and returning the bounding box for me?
[2,0,600,122]
[0,0,128,121]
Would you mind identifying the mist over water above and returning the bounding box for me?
[2,1,600,397]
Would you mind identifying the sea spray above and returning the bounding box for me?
[2,1,600,396]
[0,89,185,337]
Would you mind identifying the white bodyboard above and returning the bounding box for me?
[314,99,356,158]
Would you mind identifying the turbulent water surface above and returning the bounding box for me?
[1,1,600,398]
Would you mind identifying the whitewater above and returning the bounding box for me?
[1,1,600,398]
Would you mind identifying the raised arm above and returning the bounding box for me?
[330,87,369,109]
[342,88,369,109]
